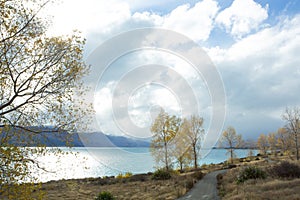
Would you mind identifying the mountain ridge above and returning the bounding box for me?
[2,127,150,147]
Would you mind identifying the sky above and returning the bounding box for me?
[44,0,300,140]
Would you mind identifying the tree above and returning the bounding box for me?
[219,126,243,164]
[182,115,205,169]
[257,134,268,155]
[282,107,300,160]
[276,127,292,156]
[267,132,277,156]
[172,128,192,171]
[0,0,91,197]
[150,109,181,171]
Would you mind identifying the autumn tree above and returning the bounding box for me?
[282,107,300,160]
[219,126,243,164]
[0,0,91,197]
[181,115,205,169]
[172,127,192,171]
[267,132,277,156]
[276,127,292,156]
[257,134,268,155]
[150,109,181,171]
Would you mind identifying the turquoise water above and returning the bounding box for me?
[34,148,257,182]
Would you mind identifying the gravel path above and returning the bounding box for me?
[177,169,227,200]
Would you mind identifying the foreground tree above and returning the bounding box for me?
[0,0,91,197]
[282,107,300,160]
[219,126,243,164]
[150,109,181,171]
[172,128,192,171]
[257,134,268,155]
[182,115,205,169]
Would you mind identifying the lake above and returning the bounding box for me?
[33,147,258,182]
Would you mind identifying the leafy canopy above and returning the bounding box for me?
[0,0,92,198]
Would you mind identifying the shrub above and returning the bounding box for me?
[201,163,208,169]
[116,172,133,179]
[124,172,133,178]
[95,191,115,200]
[152,169,171,180]
[237,166,267,183]
[269,161,300,179]
[185,178,194,190]
[223,163,237,169]
[193,171,204,180]
[116,173,123,179]
[128,173,148,182]
[216,173,223,182]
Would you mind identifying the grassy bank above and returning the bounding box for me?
[217,155,300,200]
[36,169,204,200]
[3,154,296,200]
[34,155,267,200]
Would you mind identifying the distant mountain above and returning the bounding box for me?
[3,127,150,147]
[78,132,150,147]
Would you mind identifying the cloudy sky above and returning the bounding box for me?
[45,0,300,140]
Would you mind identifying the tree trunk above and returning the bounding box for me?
[179,160,183,171]
[193,145,197,169]
[230,148,233,164]
[164,141,169,171]
[295,133,299,160]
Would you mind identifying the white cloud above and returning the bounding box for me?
[162,0,219,41]
[45,0,131,36]
[94,82,115,116]
[128,86,181,128]
[92,49,212,135]
[216,0,268,38]
[117,0,220,42]
[207,15,300,137]
[43,0,299,138]
[209,15,300,67]
[46,0,220,43]
[132,12,163,25]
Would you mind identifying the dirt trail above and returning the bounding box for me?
[177,169,227,200]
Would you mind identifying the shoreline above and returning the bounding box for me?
[2,154,277,200]
[30,148,259,184]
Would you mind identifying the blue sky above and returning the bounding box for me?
[45,0,300,141]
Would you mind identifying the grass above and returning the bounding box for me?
[5,154,297,200]
[218,157,300,200]
[31,169,206,200]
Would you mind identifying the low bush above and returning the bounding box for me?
[185,178,194,190]
[124,172,133,178]
[201,163,208,169]
[223,163,237,169]
[269,161,300,179]
[95,191,115,200]
[116,173,123,179]
[151,169,171,180]
[237,166,267,183]
[216,173,223,182]
[116,172,133,179]
[193,171,204,180]
[128,173,148,182]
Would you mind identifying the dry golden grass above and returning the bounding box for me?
[34,170,204,200]
[3,155,290,200]
[218,159,300,200]
[30,156,264,200]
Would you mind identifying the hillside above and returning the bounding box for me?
[2,127,150,147]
